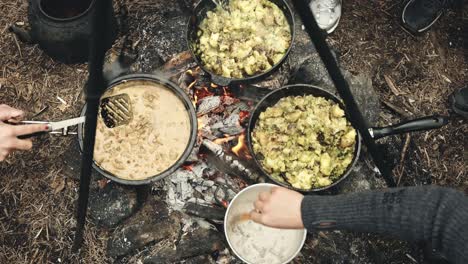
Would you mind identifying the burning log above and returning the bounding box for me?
[183,202,225,221]
[197,96,223,116]
[202,139,265,184]
[139,227,225,264]
[107,198,180,258]
[154,51,197,84]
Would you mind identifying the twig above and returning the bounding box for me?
[32,106,48,118]
[423,148,431,167]
[382,99,412,117]
[405,253,418,263]
[397,134,411,186]
[12,34,22,58]
[384,74,404,96]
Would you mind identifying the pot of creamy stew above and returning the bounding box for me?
[77,74,198,185]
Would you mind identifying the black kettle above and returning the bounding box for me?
[10,0,117,64]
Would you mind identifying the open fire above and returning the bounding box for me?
[162,65,264,217]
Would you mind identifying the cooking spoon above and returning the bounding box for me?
[230,212,251,227]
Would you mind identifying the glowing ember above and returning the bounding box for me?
[232,134,252,159]
[182,164,194,171]
[194,87,215,102]
[221,200,229,208]
[239,110,250,123]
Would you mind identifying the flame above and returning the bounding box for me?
[213,135,237,145]
[188,80,197,90]
[232,133,252,159]
[197,118,205,130]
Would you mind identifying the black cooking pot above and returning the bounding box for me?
[10,0,117,64]
[77,74,198,185]
[186,0,295,86]
[247,84,448,193]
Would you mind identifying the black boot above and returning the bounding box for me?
[401,0,458,34]
[450,87,468,118]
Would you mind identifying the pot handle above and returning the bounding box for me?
[370,115,448,139]
[211,75,232,87]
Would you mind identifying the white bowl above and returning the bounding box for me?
[224,183,307,264]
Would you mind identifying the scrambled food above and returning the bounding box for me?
[94,81,191,181]
[196,0,291,78]
[252,95,356,189]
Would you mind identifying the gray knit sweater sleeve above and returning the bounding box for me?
[301,186,468,264]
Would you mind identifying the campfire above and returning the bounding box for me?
[162,65,264,214]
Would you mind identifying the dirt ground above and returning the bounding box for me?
[0,0,466,263]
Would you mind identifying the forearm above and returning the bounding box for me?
[301,186,468,264]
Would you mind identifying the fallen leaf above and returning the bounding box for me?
[98,179,110,189]
[50,177,66,194]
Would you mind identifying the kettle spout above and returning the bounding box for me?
[9,24,35,44]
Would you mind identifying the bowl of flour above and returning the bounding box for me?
[224,183,307,264]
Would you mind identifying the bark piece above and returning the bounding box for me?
[107,198,179,258]
[183,202,225,221]
[141,227,225,264]
[88,182,138,228]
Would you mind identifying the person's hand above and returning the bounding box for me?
[250,186,305,229]
[0,104,48,161]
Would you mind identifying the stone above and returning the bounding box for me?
[290,52,334,89]
[297,231,422,264]
[335,156,387,195]
[88,182,138,228]
[344,72,381,126]
[130,1,190,71]
[107,197,179,258]
[182,255,216,264]
[140,226,225,264]
[61,139,103,182]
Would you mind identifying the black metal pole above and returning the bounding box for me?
[291,0,396,187]
[72,0,110,251]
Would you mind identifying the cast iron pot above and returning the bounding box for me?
[246,84,448,193]
[10,0,117,64]
[77,74,198,185]
[186,0,295,86]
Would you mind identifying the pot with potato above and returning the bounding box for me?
[247,84,448,192]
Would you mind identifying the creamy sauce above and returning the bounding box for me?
[94,80,191,181]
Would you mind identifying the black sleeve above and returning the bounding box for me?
[301,186,468,264]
